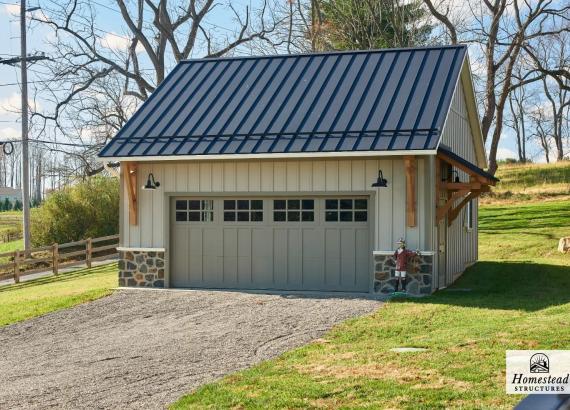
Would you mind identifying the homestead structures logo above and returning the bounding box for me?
[507,350,570,394]
[530,353,549,373]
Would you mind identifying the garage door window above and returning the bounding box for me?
[224,199,263,222]
[175,199,214,222]
[325,198,367,222]
[274,199,314,222]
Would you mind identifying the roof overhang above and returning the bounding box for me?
[101,149,437,162]
[436,145,497,226]
[437,145,498,185]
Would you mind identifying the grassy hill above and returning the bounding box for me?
[482,161,570,204]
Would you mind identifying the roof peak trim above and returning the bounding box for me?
[182,44,467,63]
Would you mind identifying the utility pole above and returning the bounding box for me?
[20,0,31,253]
[0,3,46,254]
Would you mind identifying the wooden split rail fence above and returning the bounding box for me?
[0,234,119,283]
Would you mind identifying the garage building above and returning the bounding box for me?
[99,45,496,296]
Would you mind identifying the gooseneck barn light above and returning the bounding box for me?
[142,173,160,190]
[452,170,460,183]
[371,170,388,188]
[441,169,461,183]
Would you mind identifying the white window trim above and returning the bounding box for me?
[464,200,474,232]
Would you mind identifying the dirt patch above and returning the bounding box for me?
[296,358,472,391]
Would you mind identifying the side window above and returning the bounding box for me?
[325,198,367,222]
[274,199,314,222]
[175,200,214,222]
[223,199,263,222]
[465,200,474,230]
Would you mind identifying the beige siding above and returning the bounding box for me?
[122,157,433,252]
[440,81,479,281]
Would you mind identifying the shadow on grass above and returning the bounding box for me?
[0,263,117,293]
[407,261,570,312]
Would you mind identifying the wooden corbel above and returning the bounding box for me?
[448,191,480,225]
[436,189,469,224]
[404,155,417,227]
[125,162,138,225]
[441,181,481,191]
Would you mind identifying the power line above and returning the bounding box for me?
[0,138,97,147]
[0,80,46,87]
[0,54,50,65]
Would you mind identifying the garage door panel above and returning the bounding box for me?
[273,229,288,287]
[302,229,325,289]
[252,228,274,287]
[222,228,238,285]
[202,228,223,286]
[340,229,357,288]
[188,228,204,284]
[324,228,341,288]
[237,228,252,285]
[287,229,302,287]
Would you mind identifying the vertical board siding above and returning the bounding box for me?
[122,157,431,253]
[440,81,478,281]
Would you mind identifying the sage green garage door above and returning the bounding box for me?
[170,196,371,292]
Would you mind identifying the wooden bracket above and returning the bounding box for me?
[435,150,496,225]
[436,189,468,224]
[404,155,416,227]
[125,162,138,225]
[441,181,481,191]
[448,191,480,225]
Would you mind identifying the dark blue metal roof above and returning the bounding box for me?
[99,45,467,158]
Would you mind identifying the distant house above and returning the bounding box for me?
[100,45,497,296]
[0,187,21,205]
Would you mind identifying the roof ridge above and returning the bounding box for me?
[182,44,466,63]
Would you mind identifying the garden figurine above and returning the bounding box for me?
[393,238,420,293]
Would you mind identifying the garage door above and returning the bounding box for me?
[170,196,371,292]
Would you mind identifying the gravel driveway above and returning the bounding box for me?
[0,289,380,409]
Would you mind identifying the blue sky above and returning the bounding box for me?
[0,0,541,163]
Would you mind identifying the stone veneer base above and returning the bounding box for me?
[373,252,433,295]
[118,250,165,287]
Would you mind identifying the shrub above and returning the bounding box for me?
[2,198,12,211]
[31,177,119,246]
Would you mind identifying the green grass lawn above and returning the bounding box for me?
[0,263,117,327]
[172,200,570,409]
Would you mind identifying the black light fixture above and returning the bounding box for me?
[371,170,388,188]
[142,173,160,190]
[452,170,460,183]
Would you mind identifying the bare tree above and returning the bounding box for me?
[422,0,457,44]
[507,83,529,163]
[542,76,570,161]
[530,104,553,163]
[424,0,570,173]
[29,0,283,179]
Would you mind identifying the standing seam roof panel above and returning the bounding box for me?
[99,45,468,158]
